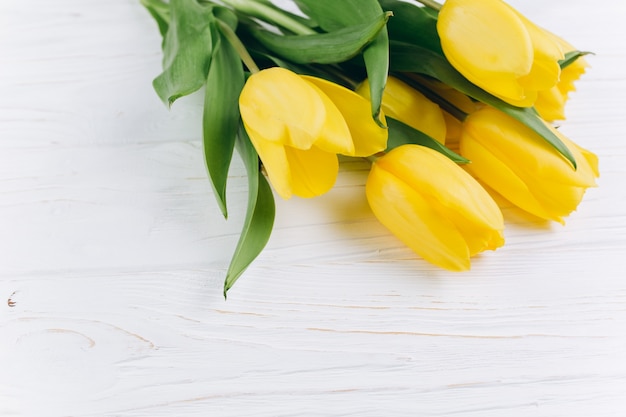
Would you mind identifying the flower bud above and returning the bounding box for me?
[357,76,447,144]
[366,145,505,271]
[239,67,387,199]
[535,35,589,121]
[437,0,564,107]
[459,106,599,223]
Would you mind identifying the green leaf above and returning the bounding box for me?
[140,0,171,38]
[560,50,592,70]
[249,12,391,64]
[389,41,577,168]
[386,117,468,163]
[293,0,389,125]
[378,0,441,54]
[224,127,276,297]
[255,0,317,31]
[293,0,383,30]
[363,29,389,126]
[203,24,245,219]
[153,0,217,105]
[214,5,239,31]
[228,0,317,32]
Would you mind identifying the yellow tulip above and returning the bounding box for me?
[356,77,447,144]
[239,67,387,199]
[303,75,388,157]
[411,76,481,148]
[437,0,564,107]
[459,106,599,223]
[366,145,505,271]
[535,35,589,121]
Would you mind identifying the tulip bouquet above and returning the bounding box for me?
[141,0,598,296]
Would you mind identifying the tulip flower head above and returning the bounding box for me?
[239,67,387,200]
[366,145,505,271]
[459,106,599,223]
[357,77,447,144]
[437,0,564,107]
[302,75,388,157]
[535,35,589,121]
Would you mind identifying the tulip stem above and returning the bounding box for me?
[322,65,360,90]
[413,0,442,11]
[222,0,316,35]
[395,72,468,122]
[365,155,379,164]
[217,19,260,74]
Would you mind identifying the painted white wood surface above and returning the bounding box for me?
[1,0,625,416]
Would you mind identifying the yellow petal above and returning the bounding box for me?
[437,0,533,102]
[239,67,325,150]
[551,127,599,185]
[248,120,339,200]
[535,30,589,120]
[518,56,561,92]
[548,32,589,94]
[465,107,595,188]
[443,111,463,148]
[535,85,567,121]
[494,90,537,108]
[413,75,479,115]
[303,75,388,157]
[357,77,446,144]
[460,107,598,222]
[367,162,471,271]
[524,177,587,220]
[286,145,338,198]
[513,11,563,91]
[376,145,504,234]
[569,141,599,178]
[558,57,588,95]
[460,130,556,221]
[245,124,293,199]
[368,145,504,269]
[447,202,504,255]
[298,79,354,155]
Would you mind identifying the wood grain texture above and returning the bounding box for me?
[1,0,626,416]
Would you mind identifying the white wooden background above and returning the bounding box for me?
[1,0,625,416]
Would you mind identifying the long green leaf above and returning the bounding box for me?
[249,12,390,64]
[224,127,276,297]
[214,5,239,30]
[203,23,244,219]
[560,50,592,69]
[293,0,389,124]
[140,0,171,38]
[386,118,468,163]
[389,41,577,168]
[293,0,382,30]
[231,0,317,31]
[153,0,217,105]
[363,28,389,126]
[378,0,441,53]
[234,28,358,87]
[262,55,353,87]
[258,0,317,30]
